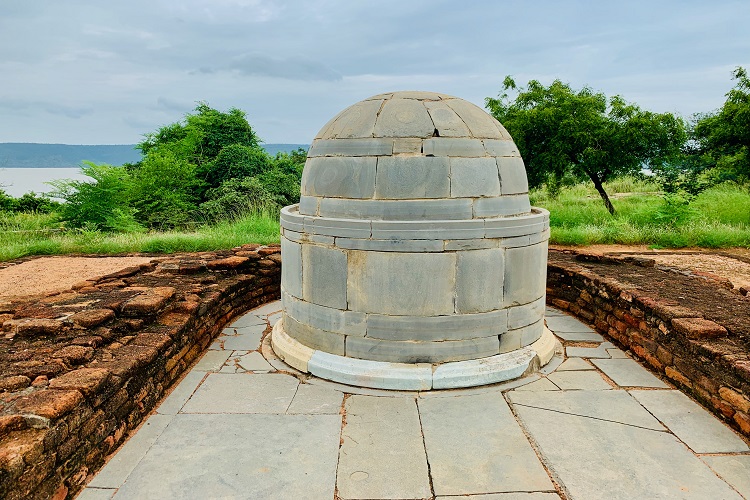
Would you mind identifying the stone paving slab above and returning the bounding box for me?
[629,390,750,453]
[191,349,232,372]
[591,358,669,388]
[514,377,560,391]
[565,345,611,359]
[701,455,750,497]
[88,413,173,489]
[77,488,115,499]
[211,324,265,350]
[180,373,299,414]
[419,392,553,496]
[556,358,595,371]
[224,351,275,373]
[545,315,601,334]
[337,396,431,499]
[436,494,561,500]
[155,370,206,415]
[546,370,611,390]
[507,390,665,431]
[286,383,343,414]
[228,312,267,328]
[511,403,742,500]
[114,413,341,500]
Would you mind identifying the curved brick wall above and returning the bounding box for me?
[0,246,281,500]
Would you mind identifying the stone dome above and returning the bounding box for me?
[272,90,556,391]
[299,91,530,220]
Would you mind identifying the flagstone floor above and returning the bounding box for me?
[78,301,750,499]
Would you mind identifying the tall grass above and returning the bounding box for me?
[531,177,750,248]
[0,211,280,261]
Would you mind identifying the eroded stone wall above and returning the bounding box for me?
[0,245,280,499]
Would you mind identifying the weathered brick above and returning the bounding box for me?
[665,366,692,387]
[121,287,175,316]
[49,369,109,397]
[69,309,114,328]
[719,386,750,413]
[671,317,727,339]
[734,411,750,434]
[52,345,93,365]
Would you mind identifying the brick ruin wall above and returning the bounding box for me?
[0,245,280,500]
[547,251,750,440]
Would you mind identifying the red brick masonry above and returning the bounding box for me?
[547,250,750,440]
[0,245,280,499]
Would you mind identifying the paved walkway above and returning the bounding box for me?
[78,302,750,499]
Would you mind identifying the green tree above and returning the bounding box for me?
[692,67,750,184]
[486,77,686,214]
[49,162,140,231]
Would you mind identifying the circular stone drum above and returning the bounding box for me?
[271,90,556,390]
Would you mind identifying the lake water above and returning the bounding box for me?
[0,168,90,197]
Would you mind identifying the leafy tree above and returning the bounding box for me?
[48,162,140,231]
[129,150,201,229]
[692,67,750,184]
[0,189,16,212]
[199,177,278,222]
[199,144,271,191]
[13,192,60,214]
[486,77,686,214]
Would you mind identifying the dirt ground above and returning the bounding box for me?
[0,256,156,299]
[552,245,750,293]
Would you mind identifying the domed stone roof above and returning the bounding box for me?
[300,91,530,220]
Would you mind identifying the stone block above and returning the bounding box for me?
[483,139,520,157]
[444,238,499,251]
[301,157,376,199]
[345,335,500,363]
[120,287,175,316]
[422,138,485,157]
[307,351,432,390]
[347,251,455,315]
[504,242,548,306]
[498,328,522,353]
[474,194,531,217]
[507,296,545,329]
[308,138,393,157]
[431,348,536,389]
[392,138,423,153]
[302,244,347,309]
[334,237,444,253]
[297,195,319,216]
[374,98,434,138]
[282,291,365,336]
[424,100,471,137]
[455,248,504,313]
[365,309,508,341]
[450,157,501,198]
[280,236,302,299]
[375,156,450,199]
[319,197,474,220]
[322,99,382,138]
[497,156,529,194]
[444,99,503,139]
[271,321,314,372]
[370,219,485,240]
[310,216,371,239]
[284,316,345,356]
[70,308,115,328]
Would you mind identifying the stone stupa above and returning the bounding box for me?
[271,91,556,390]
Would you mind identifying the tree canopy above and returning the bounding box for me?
[51,103,306,231]
[692,67,750,185]
[486,77,686,214]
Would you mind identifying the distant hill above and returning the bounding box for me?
[0,143,309,168]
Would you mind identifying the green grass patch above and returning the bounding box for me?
[0,211,280,261]
[531,177,750,248]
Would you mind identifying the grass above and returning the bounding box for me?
[531,178,750,248]
[0,211,281,261]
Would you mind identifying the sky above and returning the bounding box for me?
[1,0,749,145]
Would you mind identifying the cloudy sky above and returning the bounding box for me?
[1,0,749,145]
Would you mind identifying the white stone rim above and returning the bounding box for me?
[271,320,557,390]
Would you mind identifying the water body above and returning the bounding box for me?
[0,168,88,197]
